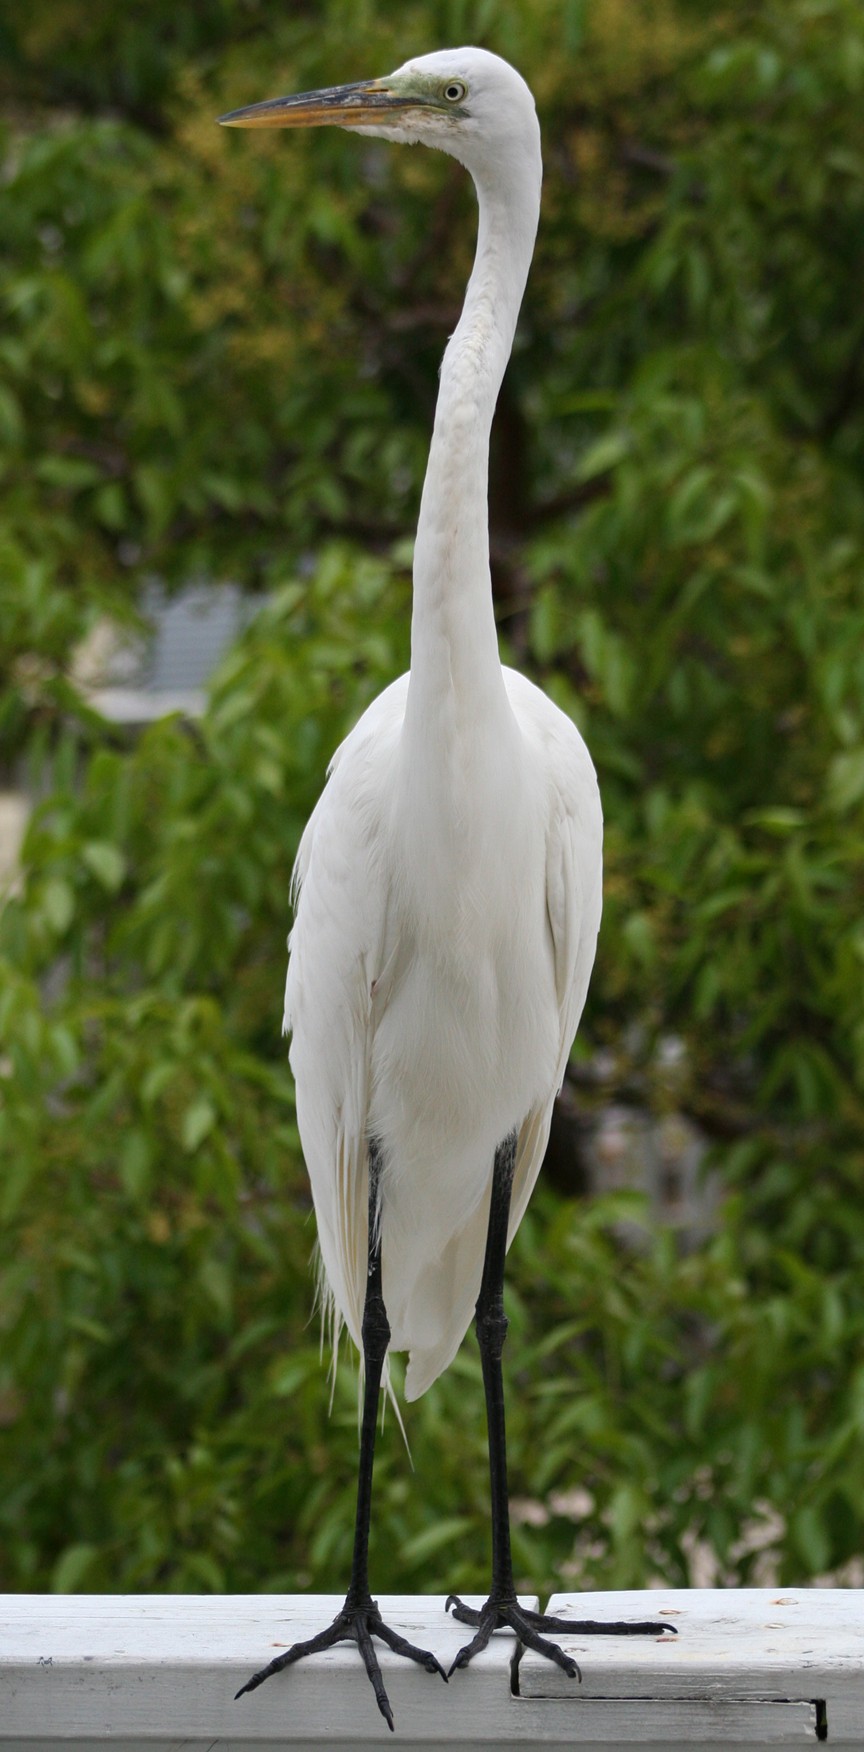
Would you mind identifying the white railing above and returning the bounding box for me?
[0,1588,859,1749]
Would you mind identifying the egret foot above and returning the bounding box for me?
[236,1595,447,1731]
[446,1591,676,1682]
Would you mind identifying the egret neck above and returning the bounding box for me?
[405,144,542,739]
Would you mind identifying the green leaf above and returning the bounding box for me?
[608,1484,649,1544]
[141,1062,176,1107]
[119,1129,152,1199]
[743,808,806,834]
[828,749,864,813]
[36,456,102,491]
[41,878,75,934]
[82,841,126,892]
[790,1505,830,1574]
[399,1518,474,1565]
[621,911,656,966]
[198,1256,232,1317]
[65,1313,112,1344]
[51,1544,100,1594]
[269,1358,316,1397]
[576,431,630,481]
[182,1096,216,1153]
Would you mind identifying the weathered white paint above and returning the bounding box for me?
[521,1587,862,1744]
[1,1594,522,1749]
[0,1589,860,1749]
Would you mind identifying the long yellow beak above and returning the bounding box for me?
[219,79,420,130]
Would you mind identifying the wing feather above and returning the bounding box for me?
[503,673,603,1250]
[284,678,408,1361]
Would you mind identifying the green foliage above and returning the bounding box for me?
[2,0,864,1603]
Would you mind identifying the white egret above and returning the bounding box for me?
[220,46,672,1729]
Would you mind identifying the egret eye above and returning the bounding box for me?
[443,79,468,103]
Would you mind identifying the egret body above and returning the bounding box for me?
[220,46,671,1729]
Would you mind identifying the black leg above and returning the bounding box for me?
[236,1140,446,1730]
[447,1130,676,1681]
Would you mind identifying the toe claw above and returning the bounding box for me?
[235,1658,279,1700]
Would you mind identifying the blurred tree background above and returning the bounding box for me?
[1,0,863,1601]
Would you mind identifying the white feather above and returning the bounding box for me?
[285,672,601,1401]
[283,47,603,1404]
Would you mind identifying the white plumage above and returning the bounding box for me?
[282,47,603,1403]
[219,49,672,1729]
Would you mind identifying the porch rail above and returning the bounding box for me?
[1,1587,860,1749]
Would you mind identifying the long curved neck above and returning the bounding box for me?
[404,147,541,736]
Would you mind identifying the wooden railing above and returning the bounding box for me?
[0,1588,860,1748]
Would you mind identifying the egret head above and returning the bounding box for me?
[219,47,540,186]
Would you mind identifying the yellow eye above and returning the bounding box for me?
[443,79,468,103]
